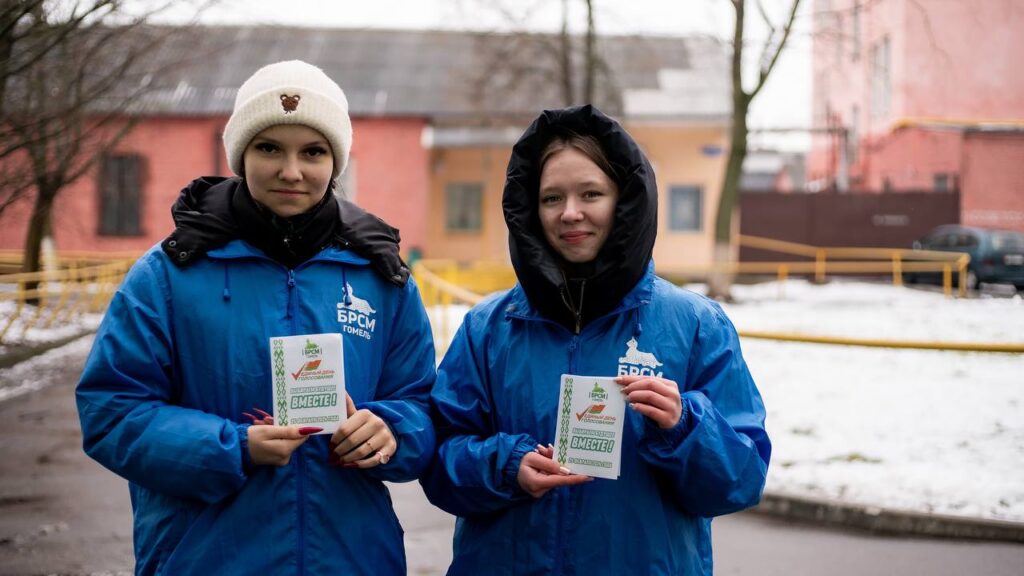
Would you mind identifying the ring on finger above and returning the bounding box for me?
[378,451,390,465]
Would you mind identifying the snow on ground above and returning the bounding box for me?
[426,279,1024,523]
[0,299,103,358]
[1,279,1021,522]
[713,280,1024,523]
[0,335,95,403]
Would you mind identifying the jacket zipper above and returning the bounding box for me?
[555,336,582,573]
[286,267,305,574]
[287,270,297,321]
[568,335,579,374]
[574,280,585,334]
[297,447,307,575]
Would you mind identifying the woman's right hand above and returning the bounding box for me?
[517,444,592,498]
[247,425,321,466]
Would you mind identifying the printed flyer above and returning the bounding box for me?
[553,375,626,480]
[270,333,346,435]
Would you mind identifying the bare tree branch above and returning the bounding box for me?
[0,0,219,279]
[751,0,801,100]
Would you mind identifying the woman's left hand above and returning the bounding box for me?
[329,395,397,468]
[616,375,682,429]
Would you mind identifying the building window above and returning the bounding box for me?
[934,173,951,192]
[98,154,143,236]
[870,36,891,119]
[445,182,483,232]
[669,185,702,232]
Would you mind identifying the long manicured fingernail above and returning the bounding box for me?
[341,462,359,469]
[559,466,571,475]
[298,427,323,436]
[253,407,273,419]
[242,412,258,423]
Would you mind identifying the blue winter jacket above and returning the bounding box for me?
[77,241,436,575]
[421,264,770,575]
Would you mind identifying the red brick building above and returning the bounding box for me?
[808,0,1024,232]
[0,26,736,269]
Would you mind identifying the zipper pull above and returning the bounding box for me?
[288,269,296,288]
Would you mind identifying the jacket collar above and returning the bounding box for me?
[505,261,655,324]
[207,239,370,266]
[163,176,405,285]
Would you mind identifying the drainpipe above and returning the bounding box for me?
[837,126,849,193]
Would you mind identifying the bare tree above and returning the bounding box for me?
[459,0,615,119]
[0,0,210,282]
[708,0,802,300]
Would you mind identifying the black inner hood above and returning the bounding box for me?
[502,105,658,331]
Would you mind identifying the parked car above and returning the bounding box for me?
[904,225,1024,290]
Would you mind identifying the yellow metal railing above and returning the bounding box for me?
[0,254,137,344]
[659,235,971,298]
[413,260,508,356]
[413,238,1017,355]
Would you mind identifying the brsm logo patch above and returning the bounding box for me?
[617,337,663,377]
[337,283,376,340]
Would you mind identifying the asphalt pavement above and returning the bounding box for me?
[1,346,1022,575]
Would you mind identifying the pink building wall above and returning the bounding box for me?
[961,133,1024,231]
[0,116,431,254]
[346,118,430,254]
[866,128,961,191]
[808,0,1024,227]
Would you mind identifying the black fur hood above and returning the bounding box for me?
[502,105,658,330]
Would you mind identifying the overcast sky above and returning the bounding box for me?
[154,0,813,151]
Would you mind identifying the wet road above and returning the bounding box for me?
[1,347,1021,575]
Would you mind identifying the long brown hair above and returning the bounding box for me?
[538,132,616,183]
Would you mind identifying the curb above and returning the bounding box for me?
[754,491,1024,544]
[0,331,94,370]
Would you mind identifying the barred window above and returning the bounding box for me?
[98,154,144,236]
[445,182,483,232]
[669,185,703,232]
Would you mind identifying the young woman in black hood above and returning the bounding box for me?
[422,105,771,575]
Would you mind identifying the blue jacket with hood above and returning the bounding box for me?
[420,106,770,575]
[77,178,436,575]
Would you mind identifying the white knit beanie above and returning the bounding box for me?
[223,60,352,180]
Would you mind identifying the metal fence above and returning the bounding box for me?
[0,252,137,344]
[412,236,1021,356]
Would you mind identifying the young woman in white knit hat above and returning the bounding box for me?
[77,60,436,575]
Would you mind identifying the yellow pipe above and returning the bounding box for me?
[891,116,1024,131]
[739,330,1024,354]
